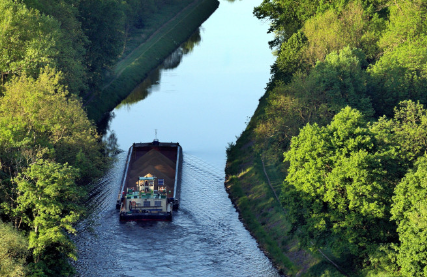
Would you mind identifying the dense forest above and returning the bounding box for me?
[0,0,197,276]
[226,0,427,276]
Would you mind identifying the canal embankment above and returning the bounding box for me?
[225,123,311,276]
[85,0,219,123]
[225,93,346,276]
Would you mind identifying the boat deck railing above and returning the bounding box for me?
[126,193,167,199]
[131,204,163,209]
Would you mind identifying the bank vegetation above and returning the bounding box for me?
[0,0,218,276]
[226,0,427,276]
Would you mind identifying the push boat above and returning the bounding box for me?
[116,140,182,221]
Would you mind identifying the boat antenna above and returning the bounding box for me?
[154,129,159,143]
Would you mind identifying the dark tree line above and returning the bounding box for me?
[0,0,181,96]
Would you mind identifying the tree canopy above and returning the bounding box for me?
[0,68,104,183]
[284,107,397,259]
[0,1,60,82]
[14,159,83,275]
[391,155,427,277]
[0,220,28,277]
[223,0,427,275]
[283,101,427,272]
[0,68,106,275]
[368,1,427,116]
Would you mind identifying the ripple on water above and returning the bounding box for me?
[73,152,280,277]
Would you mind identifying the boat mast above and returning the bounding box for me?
[153,129,159,144]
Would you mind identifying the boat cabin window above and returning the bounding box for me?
[143,201,150,207]
[155,201,161,207]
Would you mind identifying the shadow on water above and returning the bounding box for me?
[117,29,202,108]
[97,29,202,136]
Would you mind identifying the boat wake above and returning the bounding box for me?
[72,152,279,277]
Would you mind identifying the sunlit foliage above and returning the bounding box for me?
[368,0,427,116]
[14,159,83,275]
[0,68,105,275]
[0,0,60,82]
[0,67,105,183]
[392,155,427,277]
[0,220,28,277]
[227,0,427,275]
[283,101,427,272]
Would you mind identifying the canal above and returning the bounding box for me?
[74,0,279,276]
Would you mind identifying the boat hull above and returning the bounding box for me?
[119,212,172,221]
[117,141,182,222]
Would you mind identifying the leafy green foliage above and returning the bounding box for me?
[22,0,89,95]
[253,0,338,49]
[0,68,105,184]
[378,0,427,51]
[254,46,374,168]
[308,47,373,117]
[275,31,308,83]
[0,1,218,276]
[283,101,427,270]
[0,0,61,82]
[0,220,28,277]
[14,159,83,270]
[78,0,125,85]
[228,0,427,275]
[284,107,397,261]
[391,155,427,277]
[254,0,387,50]
[367,0,427,117]
[0,68,106,275]
[302,2,384,64]
[371,100,427,167]
[368,37,427,116]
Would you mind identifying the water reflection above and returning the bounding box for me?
[116,29,202,109]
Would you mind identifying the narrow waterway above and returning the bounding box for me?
[74,0,279,276]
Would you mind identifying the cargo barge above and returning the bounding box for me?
[116,140,182,221]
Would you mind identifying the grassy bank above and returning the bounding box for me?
[225,94,346,276]
[85,0,219,122]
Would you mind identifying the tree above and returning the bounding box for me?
[0,0,61,83]
[302,2,384,65]
[391,155,427,277]
[0,67,105,184]
[370,100,427,168]
[283,101,427,268]
[253,0,388,50]
[0,220,28,277]
[78,0,125,85]
[253,0,335,49]
[22,0,90,95]
[280,47,373,122]
[283,107,398,261]
[368,36,427,116]
[308,47,374,118]
[14,159,83,275]
[378,0,427,52]
[275,31,308,83]
[367,1,427,117]
[254,47,374,166]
